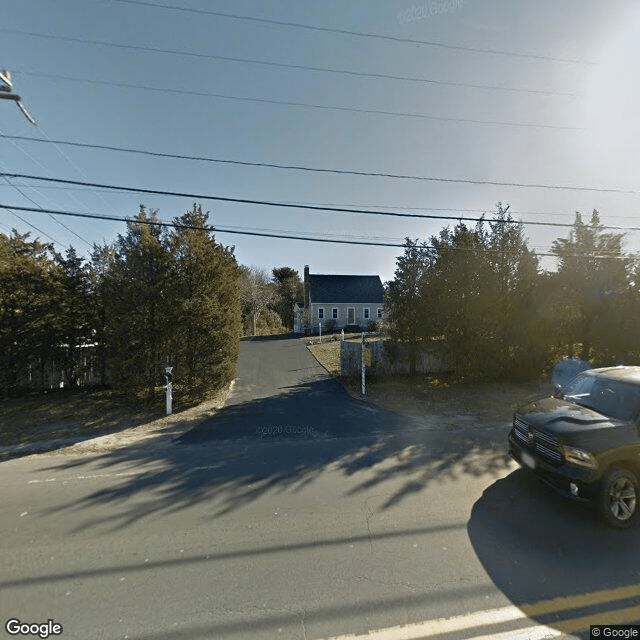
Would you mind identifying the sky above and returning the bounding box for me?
[2,0,640,284]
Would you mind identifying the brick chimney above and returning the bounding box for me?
[303,265,310,308]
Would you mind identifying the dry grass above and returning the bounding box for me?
[0,390,161,449]
[307,337,552,427]
[360,376,552,423]
[306,340,342,377]
[305,333,381,378]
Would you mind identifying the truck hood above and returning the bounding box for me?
[515,396,621,436]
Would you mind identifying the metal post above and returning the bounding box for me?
[361,331,366,396]
[164,366,173,415]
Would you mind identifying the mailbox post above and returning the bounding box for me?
[164,366,173,415]
[361,332,366,396]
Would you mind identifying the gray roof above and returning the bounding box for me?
[309,274,383,304]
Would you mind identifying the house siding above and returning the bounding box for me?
[309,302,382,332]
[294,267,384,334]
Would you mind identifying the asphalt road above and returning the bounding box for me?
[177,334,413,443]
[2,336,639,639]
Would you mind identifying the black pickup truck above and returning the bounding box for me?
[508,366,640,528]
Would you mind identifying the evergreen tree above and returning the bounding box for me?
[168,204,241,401]
[385,238,432,373]
[550,210,630,363]
[386,205,541,379]
[54,247,96,387]
[0,231,60,393]
[101,206,172,398]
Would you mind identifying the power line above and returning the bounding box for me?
[15,55,580,98]
[3,179,638,225]
[1,206,61,245]
[2,173,640,232]
[0,203,408,248]
[36,122,123,219]
[1,173,521,224]
[108,0,598,66]
[5,202,633,261]
[1,175,93,249]
[0,132,96,248]
[8,179,636,223]
[3,172,640,212]
[5,69,581,131]
[7,140,628,199]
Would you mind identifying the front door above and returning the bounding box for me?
[347,307,355,324]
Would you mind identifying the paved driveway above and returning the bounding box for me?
[178,335,409,443]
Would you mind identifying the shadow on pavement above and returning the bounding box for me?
[468,469,640,636]
[33,375,513,532]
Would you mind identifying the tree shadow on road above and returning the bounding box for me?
[34,377,513,532]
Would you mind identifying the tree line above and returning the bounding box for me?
[8,198,628,394]
[385,205,640,380]
[0,203,303,401]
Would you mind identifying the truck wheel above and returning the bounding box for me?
[598,467,639,529]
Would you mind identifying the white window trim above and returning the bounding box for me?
[318,308,324,319]
[363,307,370,320]
[332,308,339,319]
[377,308,383,318]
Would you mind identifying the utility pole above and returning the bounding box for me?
[0,71,36,125]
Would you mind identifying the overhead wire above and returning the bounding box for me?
[4,203,633,261]
[14,55,581,98]
[6,135,640,225]
[10,179,640,225]
[0,133,95,248]
[1,175,92,249]
[1,133,594,189]
[108,0,598,65]
[4,69,582,131]
[0,203,409,248]
[0,5,618,258]
[0,171,640,231]
[36,122,123,216]
[3,171,640,207]
[0,192,62,245]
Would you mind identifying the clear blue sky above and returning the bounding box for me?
[2,0,639,283]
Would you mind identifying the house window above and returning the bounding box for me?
[332,308,338,319]
[377,308,383,318]
[364,308,370,320]
[318,308,324,319]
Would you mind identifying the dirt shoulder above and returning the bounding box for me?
[306,338,551,435]
[0,385,232,460]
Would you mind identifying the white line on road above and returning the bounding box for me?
[468,625,562,640]
[319,606,527,640]
[320,587,640,640]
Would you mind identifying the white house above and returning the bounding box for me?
[293,265,384,334]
